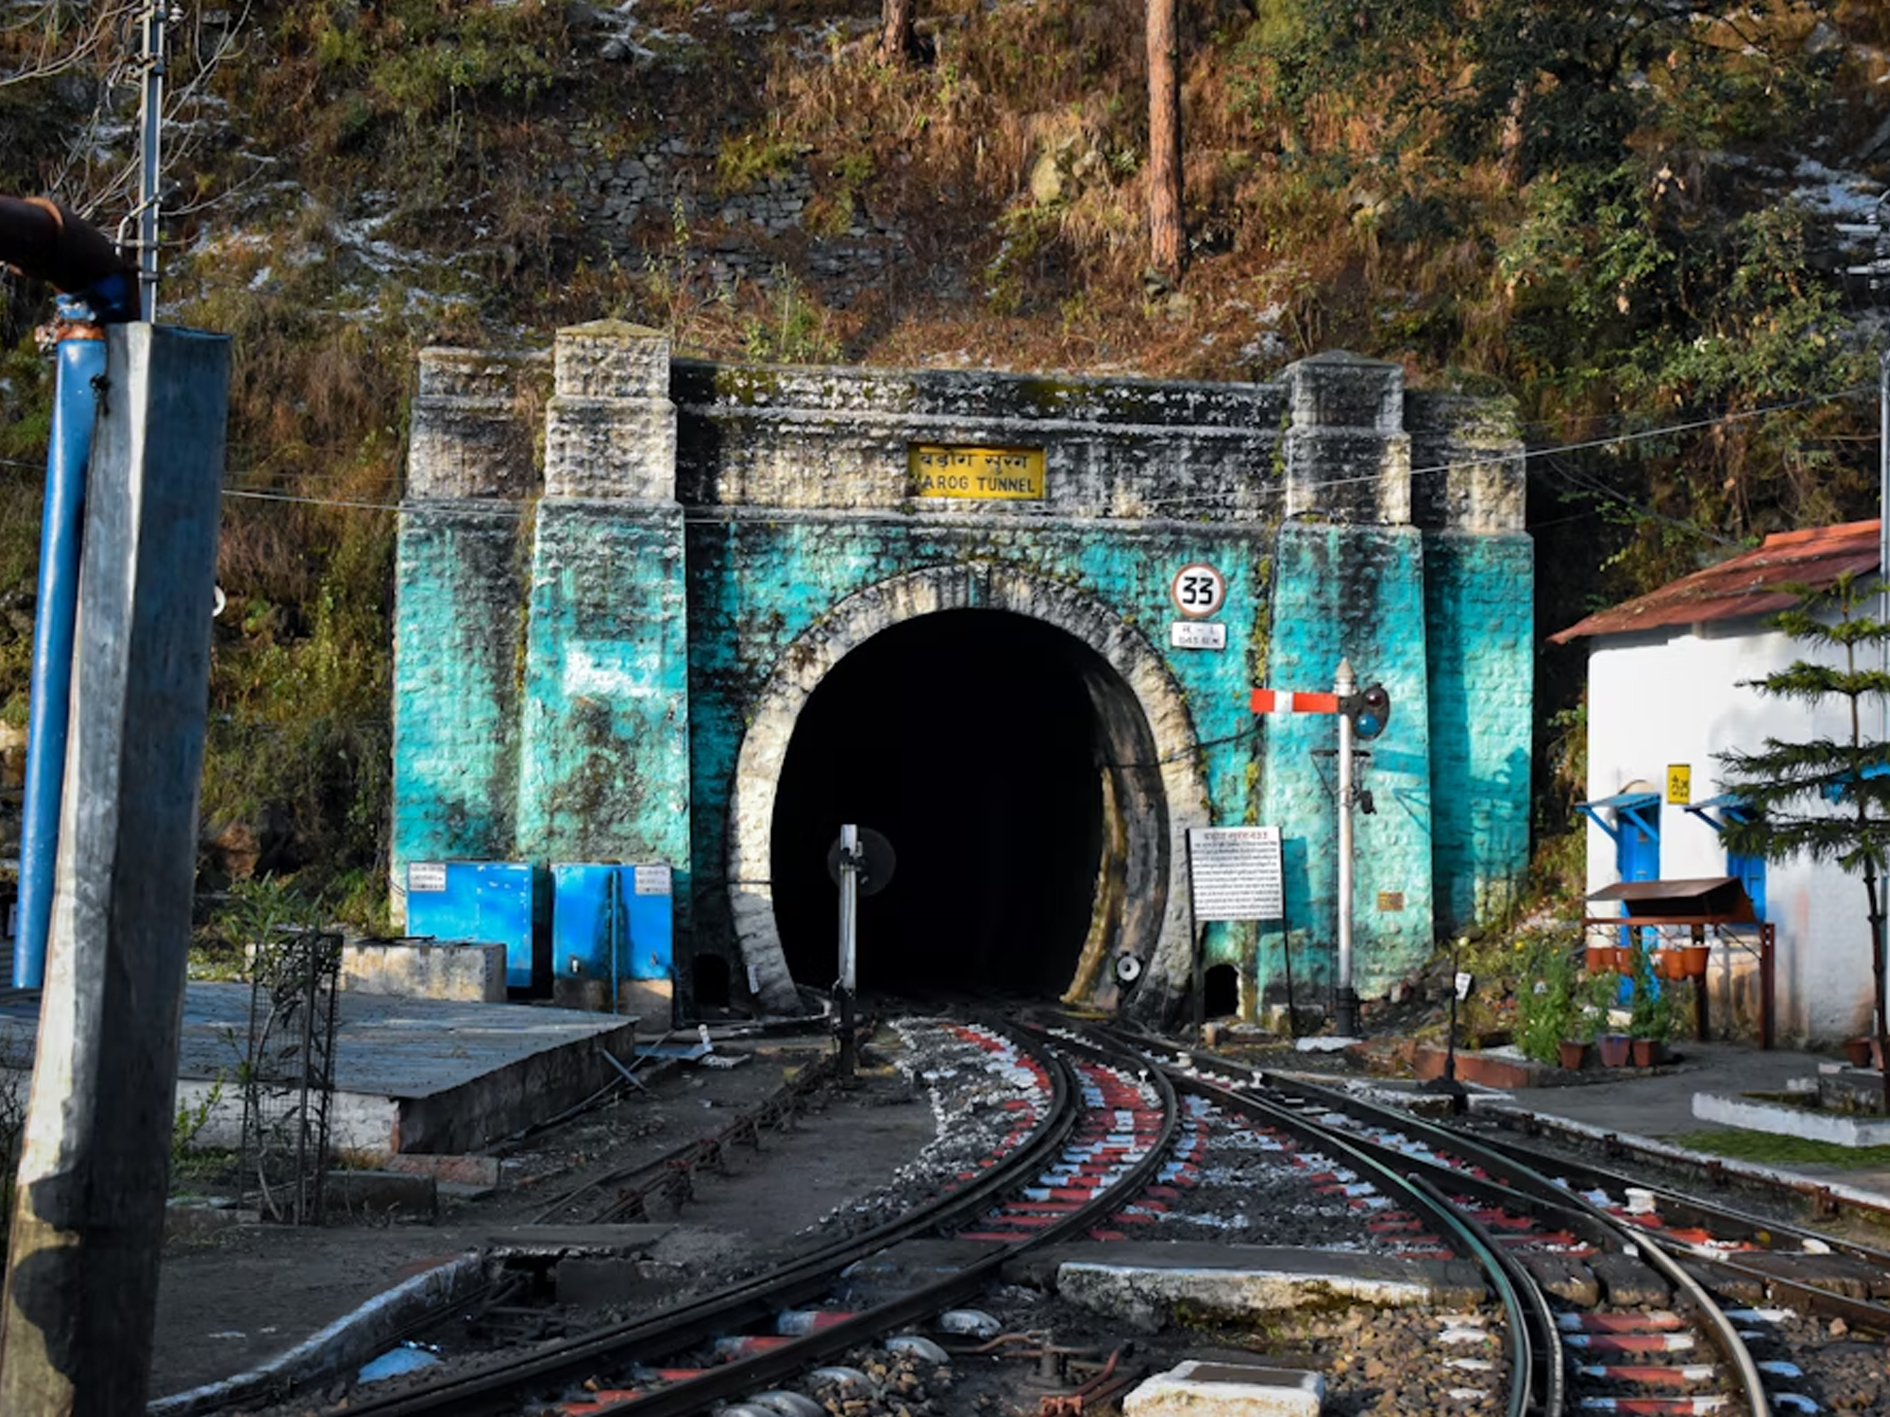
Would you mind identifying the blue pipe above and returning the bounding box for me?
[16,298,107,988]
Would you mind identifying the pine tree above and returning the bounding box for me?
[1718,571,1890,1112]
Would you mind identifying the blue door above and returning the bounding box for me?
[1729,849,1767,921]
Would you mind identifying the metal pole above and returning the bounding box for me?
[136,0,166,322]
[1334,658,1359,1036]
[1879,347,1887,743]
[0,323,228,1411]
[836,824,859,1078]
[15,302,106,989]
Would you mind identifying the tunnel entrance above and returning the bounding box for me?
[769,609,1113,999]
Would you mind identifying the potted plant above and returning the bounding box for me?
[1585,966,1629,1066]
[1517,939,1585,1071]
[1628,944,1674,1067]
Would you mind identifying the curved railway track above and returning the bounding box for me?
[300,1014,1890,1417]
[315,1020,1180,1416]
[1091,1021,1890,1417]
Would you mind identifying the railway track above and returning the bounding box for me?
[1093,1022,1890,1417]
[314,1020,1178,1416]
[301,1014,1889,1417]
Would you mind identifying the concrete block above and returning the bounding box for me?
[1049,1243,1482,1326]
[1515,1250,1597,1307]
[1124,1360,1325,1417]
[1589,1251,1670,1308]
[1694,1091,1890,1147]
[326,1169,439,1219]
[553,976,610,1012]
[618,977,673,1027]
[342,939,506,1003]
[384,1153,502,1187]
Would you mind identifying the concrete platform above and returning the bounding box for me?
[1464,1039,1890,1202]
[0,982,638,1159]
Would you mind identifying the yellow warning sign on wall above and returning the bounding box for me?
[908,445,1045,499]
[1666,764,1691,805]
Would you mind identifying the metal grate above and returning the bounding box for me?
[239,927,341,1224]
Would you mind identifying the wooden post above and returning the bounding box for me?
[0,323,228,1413]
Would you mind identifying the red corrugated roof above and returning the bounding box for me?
[1550,519,1882,644]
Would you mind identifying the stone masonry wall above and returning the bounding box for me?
[1423,531,1534,934]
[1258,521,1436,999]
[394,329,1531,1019]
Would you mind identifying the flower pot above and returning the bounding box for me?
[1845,1036,1872,1068]
[1653,951,1687,981]
[1596,1034,1630,1068]
[1630,1038,1661,1068]
[1585,945,1615,974]
[1557,1039,1589,1072]
[1677,945,1709,978]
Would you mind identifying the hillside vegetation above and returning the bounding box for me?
[2,0,1888,922]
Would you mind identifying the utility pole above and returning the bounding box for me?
[135,0,168,321]
[1333,657,1359,1037]
[835,823,860,1079]
[0,323,228,1412]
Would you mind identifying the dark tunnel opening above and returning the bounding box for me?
[770,609,1107,999]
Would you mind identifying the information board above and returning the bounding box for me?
[1187,826,1284,922]
[407,861,447,893]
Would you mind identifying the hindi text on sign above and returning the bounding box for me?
[908,445,1046,500]
[1187,826,1284,922]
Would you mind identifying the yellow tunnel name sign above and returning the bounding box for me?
[909,445,1045,500]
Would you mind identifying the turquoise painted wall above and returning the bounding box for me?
[1258,522,1436,997]
[390,504,526,898]
[1423,531,1533,932]
[515,500,693,901]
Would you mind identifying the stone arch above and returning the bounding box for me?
[729,561,1209,1016]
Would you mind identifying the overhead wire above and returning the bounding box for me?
[0,382,1874,534]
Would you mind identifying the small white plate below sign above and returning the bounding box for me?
[1170,621,1227,651]
[408,861,447,894]
[634,865,672,896]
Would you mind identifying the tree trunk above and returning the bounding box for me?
[878,0,917,65]
[1145,0,1183,281]
[1867,858,1890,1114]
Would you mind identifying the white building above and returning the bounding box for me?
[1552,519,1882,1047]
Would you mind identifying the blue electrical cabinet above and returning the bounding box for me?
[551,863,674,1000]
[405,860,546,990]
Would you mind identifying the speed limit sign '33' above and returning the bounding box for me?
[1170,562,1226,619]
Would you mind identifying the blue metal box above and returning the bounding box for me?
[405,861,546,990]
[551,863,674,999]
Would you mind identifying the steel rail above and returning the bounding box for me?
[571,1034,1183,1417]
[325,1019,1178,1417]
[324,1022,1074,1416]
[1084,1029,1549,1417]
[1136,1035,1775,1417]
[1458,1126,1890,1334]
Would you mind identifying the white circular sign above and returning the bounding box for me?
[1169,562,1226,619]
